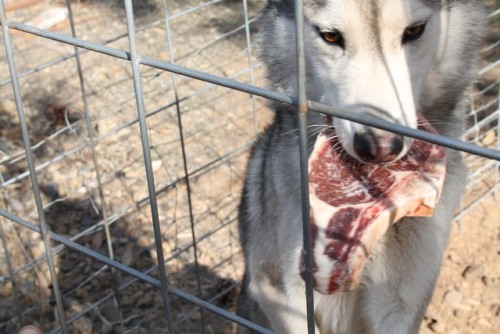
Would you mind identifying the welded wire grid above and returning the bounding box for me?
[0,0,498,333]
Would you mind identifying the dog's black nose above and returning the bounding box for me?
[353,132,404,163]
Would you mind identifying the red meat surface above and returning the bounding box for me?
[302,120,447,294]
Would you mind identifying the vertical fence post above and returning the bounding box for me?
[123,1,174,332]
[242,0,259,134]
[294,0,316,333]
[0,1,68,332]
[63,0,125,330]
[161,0,206,331]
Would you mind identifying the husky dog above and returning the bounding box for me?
[236,0,484,333]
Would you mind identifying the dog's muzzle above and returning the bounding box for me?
[334,105,415,164]
[353,129,405,163]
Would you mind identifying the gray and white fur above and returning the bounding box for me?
[236,1,484,333]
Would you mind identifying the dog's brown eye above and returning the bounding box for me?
[318,29,344,48]
[403,23,426,43]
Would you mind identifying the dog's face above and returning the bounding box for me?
[305,0,441,163]
[258,0,471,163]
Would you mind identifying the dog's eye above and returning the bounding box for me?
[318,29,344,48]
[402,23,426,43]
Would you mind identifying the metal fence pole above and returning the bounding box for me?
[64,0,125,330]
[294,0,316,333]
[0,1,68,332]
[242,0,259,134]
[123,0,175,332]
[161,0,206,331]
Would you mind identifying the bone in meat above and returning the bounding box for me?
[302,121,447,294]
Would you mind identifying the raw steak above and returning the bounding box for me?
[302,119,447,294]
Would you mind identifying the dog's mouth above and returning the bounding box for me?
[300,115,447,294]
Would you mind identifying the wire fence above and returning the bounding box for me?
[0,0,498,333]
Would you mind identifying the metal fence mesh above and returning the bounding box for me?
[0,0,498,333]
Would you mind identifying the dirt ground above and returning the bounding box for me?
[0,0,498,333]
[419,191,500,334]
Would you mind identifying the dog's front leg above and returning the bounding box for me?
[249,271,320,333]
[354,216,452,334]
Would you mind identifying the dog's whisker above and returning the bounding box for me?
[280,124,333,137]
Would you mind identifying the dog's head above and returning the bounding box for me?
[258,0,484,163]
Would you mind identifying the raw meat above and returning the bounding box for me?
[301,119,447,294]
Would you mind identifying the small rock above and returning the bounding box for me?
[137,293,154,308]
[424,310,437,321]
[137,235,150,249]
[127,227,141,239]
[40,183,59,200]
[121,244,134,267]
[443,290,462,306]
[481,276,492,287]
[18,325,42,334]
[75,287,89,299]
[461,265,479,280]
[190,310,202,321]
[152,159,163,172]
[149,249,158,262]
[0,282,12,296]
[490,304,500,316]
[73,316,93,334]
[428,319,446,333]
[92,232,104,249]
[101,300,121,322]
[453,309,465,318]
[25,7,68,30]
[0,100,17,113]
[478,318,491,328]
[101,323,113,334]
[8,198,24,212]
[480,129,497,146]
[31,241,46,259]
[466,299,481,306]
